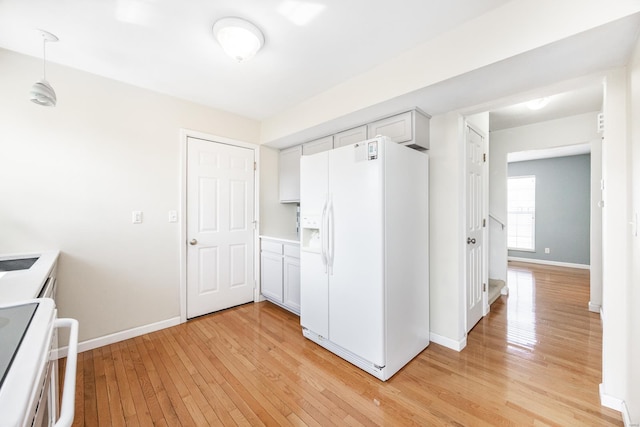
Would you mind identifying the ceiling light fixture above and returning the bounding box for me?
[29,29,59,107]
[526,97,550,110]
[212,17,264,62]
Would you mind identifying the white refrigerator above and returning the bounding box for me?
[299,136,429,381]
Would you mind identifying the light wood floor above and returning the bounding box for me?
[64,262,622,426]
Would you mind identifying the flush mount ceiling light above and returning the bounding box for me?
[29,29,59,107]
[212,17,264,62]
[526,97,550,110]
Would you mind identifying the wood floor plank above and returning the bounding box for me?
[132,335,181,426]
[80,348,98,427]
[91,347,112,427]
[66,262,623,426]
[101,344,126,427]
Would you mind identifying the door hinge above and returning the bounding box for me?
[483,283,487,292]
[483,218,486,228]
[253,161,257,171]
[483,153,487,162]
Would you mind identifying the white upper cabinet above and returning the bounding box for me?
[279,145,302,203]
[278,109,429,204]
[334,125,367,148]
[303,135,334,156]
[367,110,430,150]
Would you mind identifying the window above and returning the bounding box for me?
[508,176,536,251]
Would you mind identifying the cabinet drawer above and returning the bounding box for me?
[284,244,300,258]
[261,240,283,254]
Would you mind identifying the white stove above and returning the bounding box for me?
[0,298,78,427]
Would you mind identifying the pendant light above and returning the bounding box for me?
[29,29,59,107]
[212,17,264,62]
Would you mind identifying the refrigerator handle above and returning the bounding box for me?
[328,196,334,275]
[321,197,328,273]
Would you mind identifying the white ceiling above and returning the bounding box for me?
[490,85,603,132]
[1,1,638,138]
[0,0,511,120]
[507,143,592,163]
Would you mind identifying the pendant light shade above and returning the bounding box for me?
[213,17,264,62]
[30,79,57,106]
[30,30,58,107]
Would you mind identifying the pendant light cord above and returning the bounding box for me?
[42,38,47,80]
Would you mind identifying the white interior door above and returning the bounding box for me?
[186,137,255,319]
[466,125,485,332]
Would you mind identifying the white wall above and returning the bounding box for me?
[627,33,640,425]
[600,68,630,409]
[590,129,603,312]
[259,147,298,237]
[428,113,466,348]
[0,48,260,342]
[489,112,601,286]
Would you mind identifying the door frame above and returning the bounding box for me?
[179,128,261,323]
[463,121,490,332]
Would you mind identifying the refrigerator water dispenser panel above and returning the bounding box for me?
[301,216,322,253]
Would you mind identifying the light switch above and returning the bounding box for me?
[168,210,178,223]
[132,211,143,224]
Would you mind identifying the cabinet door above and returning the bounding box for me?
[367,111,412,143]
[303,136,333,156]
[283,244,300,314]
[279,145,302,202]
[334,125,367,148]
[261,251,283,302]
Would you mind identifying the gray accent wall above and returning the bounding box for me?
[508,154,591,265]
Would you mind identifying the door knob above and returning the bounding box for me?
[189,239,198,245]
[467,237,476,244]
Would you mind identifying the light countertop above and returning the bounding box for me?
[259,235,300,245]
[0,250,60,305]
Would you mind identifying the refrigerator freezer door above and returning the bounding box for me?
[328,141,385,366]
[300,152,330,338]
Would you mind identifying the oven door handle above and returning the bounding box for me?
[53,318,79,427]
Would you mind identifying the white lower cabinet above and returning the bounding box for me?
[260,238,300,315]
[283,245,301,313]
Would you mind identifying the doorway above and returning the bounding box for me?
[180,130,259,320]
[465,123,488,332]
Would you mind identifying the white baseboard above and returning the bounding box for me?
[600,383,624,412]
[54,316,181,358]
[508,256,590,270]
[621,400,638,427]
[599,384,639,426]
[588,301,601,313]
[430,332,467,352]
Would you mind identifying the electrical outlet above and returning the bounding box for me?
[544,248,550,254]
